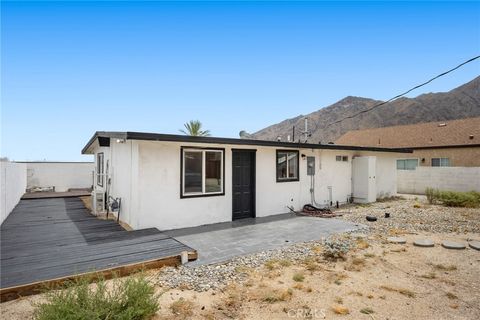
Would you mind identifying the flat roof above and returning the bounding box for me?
[82,131,413,155]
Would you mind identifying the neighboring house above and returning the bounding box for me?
[336,117,480,169]
[82,131,410,230]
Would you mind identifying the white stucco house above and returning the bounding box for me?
[82,131,412,231]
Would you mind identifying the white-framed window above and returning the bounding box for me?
[96,152,104,187]
[181,148,224,197]
[276,150,299,182]
[336,155,348,162]
[431,158,450,167]
[397,159,419,170]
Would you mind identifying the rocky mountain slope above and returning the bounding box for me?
[252,76,480,143]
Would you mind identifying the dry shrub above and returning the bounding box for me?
[446,292,458,300]
[331,305,350,315]
[334,297,343,304]
[380,285,415,298]
[170,298,194,319]
[292,273,305,282]
[356,239,369,249]
[345,257,366,272]
[420,272,437,279]
[364,253,375,258]
[302,257,320,272]
[432,263,457,271]
[262,288,293,303]
[360,307,374,314]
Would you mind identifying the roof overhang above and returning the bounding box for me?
[82,131,414,155]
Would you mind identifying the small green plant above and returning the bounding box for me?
[323,238,351,260]
[34,274,159,320]
[426,188,480,208]
[292,273,305,282]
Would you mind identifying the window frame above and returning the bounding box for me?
[397,158,419,170]
[180,147,225,198]
[431,157,450,167]
[276,150,300,183]
[96,152,104,187]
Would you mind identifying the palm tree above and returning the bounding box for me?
[179,120,211,136]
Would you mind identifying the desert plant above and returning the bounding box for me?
[34,274,159,320]
[438,190,480,208]
[292,273,305,282]
[323,238,351,260]
[170,298,194,319]
[425,187,440,204]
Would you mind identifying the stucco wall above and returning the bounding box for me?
[397,167,480,194]
[1,161,27,224]
[122,141,399,231]
[23,162,94,192]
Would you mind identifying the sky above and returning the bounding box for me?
[1,1,479,161]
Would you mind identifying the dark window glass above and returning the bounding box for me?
[205,151,222,193]
[184,151,203,194]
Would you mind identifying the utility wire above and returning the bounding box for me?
[324,55,480,128]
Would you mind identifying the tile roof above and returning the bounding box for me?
[335,117,480,148]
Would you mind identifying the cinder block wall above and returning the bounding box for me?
[397,167,480,194]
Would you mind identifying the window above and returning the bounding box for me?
[181,148,224,197]
[431,158,450,167]
[336,155,348,162]
[96,152,104,187]
[276,150,299,182]
[397,159,418,170]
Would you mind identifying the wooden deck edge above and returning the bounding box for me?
[0,250,198,303]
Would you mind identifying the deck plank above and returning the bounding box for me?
[0,197,196,300]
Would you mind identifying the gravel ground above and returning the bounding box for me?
[336,196,480,234]
[155,197,479,293]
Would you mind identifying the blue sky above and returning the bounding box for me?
[2,1,479,161]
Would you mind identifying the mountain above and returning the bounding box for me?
[251,76,480,144]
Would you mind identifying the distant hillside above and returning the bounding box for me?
[252,76,480,144]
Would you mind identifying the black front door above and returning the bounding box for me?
[232,150,256,220]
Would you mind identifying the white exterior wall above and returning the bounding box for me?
[397,167,480,194]
[1,161,27,224]
[92,139,400,231]
[24,162,94,192]
[108,140,139,228]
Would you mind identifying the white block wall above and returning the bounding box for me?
[1,161,27,224]
[397,167,480,194]
[24,162,94,192]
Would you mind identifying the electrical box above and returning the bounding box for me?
[307,156,315,175]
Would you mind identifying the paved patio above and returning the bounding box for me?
[165,214,364,266]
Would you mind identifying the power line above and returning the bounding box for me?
[324,55,480,128]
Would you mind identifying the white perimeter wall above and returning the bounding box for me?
[25,162,95,192]
[1,161,27,224]
[105,140,398,231]
[398,167,480,194]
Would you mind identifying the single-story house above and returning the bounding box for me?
[82,132,411,230]
[336,117,480,169]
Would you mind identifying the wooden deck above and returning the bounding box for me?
[21,190,92,199]
[0,197,196,302]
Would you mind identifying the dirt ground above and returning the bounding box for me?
[2,198,479,320]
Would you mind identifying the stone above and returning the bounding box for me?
[468,241,480,251]
[387,237,407,244]
[413,239,435,247]
[441,241,466,250]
